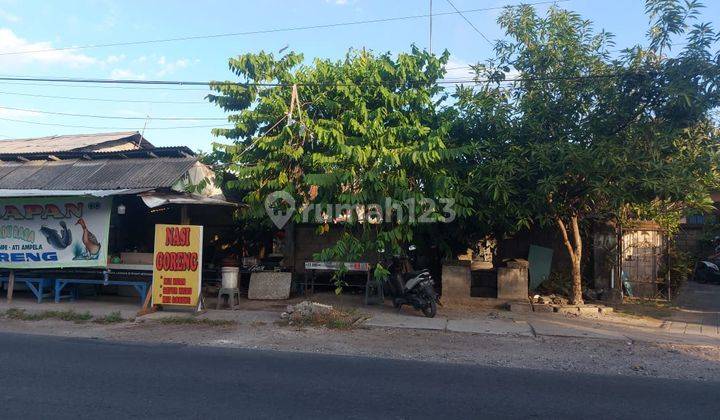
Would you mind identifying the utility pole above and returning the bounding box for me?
[429,0,433,54]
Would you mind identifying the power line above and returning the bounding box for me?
[0,90,206,104]
[0,75,227,86]
[445,0,494,46]
[0,0,567,57]
[0,80,211,91]
[0,105,227,121]
[0,116,233,131]
[0,71,642,89]
[6,71,600,89]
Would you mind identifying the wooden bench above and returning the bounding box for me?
[0,276,54,303]
[54,276,148,304]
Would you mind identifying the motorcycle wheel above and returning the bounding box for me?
[695,271,708,284]
[422,300,437,318]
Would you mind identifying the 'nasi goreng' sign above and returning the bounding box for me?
[152,224,203,307]
[0,197,111,268]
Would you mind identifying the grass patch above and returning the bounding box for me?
[4,308,29,320]
[157,316,235,327]
[614,299,676,320]
[4,308,92,323]
[280,307,365,330]
[93,311,127,324]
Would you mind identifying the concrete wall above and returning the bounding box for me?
[441,261,472,305]
[291,224,347,274]
[496,267,528,301]
[496,226,592,287]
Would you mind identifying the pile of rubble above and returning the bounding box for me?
[280,301,333,320]
[531,294,569,305]
[511,294,615,315]
[280,301,365,329]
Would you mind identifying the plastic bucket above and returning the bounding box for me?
[221,266,240,289]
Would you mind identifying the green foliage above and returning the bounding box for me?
[208,47,472,289]
[92,311,126,324]
[206,1,719,299]
[454,1,719,302]
[4,308,93,323]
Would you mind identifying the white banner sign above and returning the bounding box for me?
[0,197,111,268]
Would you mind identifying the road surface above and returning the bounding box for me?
[0,332,717,419]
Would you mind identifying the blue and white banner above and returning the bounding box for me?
[0,197,110,268]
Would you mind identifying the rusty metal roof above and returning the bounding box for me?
[0,155,197,190]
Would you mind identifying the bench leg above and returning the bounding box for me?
[23,280,42,303]
[132,284,147,305]
[55,280,67,303]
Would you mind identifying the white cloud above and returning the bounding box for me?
[444,57,521,85]
[444,57,474,81]
[0,8,20,23]
[106,55,194,79]
[110,68,146,79]
[104,54,125,64]
[325,0,350,5]
[0,28,96,70]
[155,57,190,77]
[0,108,40,118]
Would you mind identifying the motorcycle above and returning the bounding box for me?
[693,236,720,284]
[693,260,720,284]
[381,245,441,318]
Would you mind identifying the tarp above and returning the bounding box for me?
[528,245,553,290]
[140,192,236,208]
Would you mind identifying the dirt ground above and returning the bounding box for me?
[1,314,719,382]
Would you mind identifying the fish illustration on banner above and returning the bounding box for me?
[0,197,111,268]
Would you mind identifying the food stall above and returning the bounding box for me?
[0,132,237,305]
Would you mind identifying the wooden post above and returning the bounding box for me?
[136,288,157,317]
[6,270,14,303]
[180,205,190,225]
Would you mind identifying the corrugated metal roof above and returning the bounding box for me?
[0,156,197,190]
[0,145,195,162]
[0,189,150,198]
[0,131,153,154]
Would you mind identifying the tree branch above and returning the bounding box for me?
[556,217,576,262]
[571,214,582,260]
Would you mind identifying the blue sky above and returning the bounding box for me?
[0,0,717,151]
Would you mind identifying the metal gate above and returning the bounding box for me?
[620,226,669,299]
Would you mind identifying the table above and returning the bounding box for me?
[302,261,372,295]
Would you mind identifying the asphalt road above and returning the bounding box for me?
[0,332,717,419]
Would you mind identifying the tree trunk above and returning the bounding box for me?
[556,215,583,305]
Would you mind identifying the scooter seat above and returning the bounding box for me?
[402,269,430,281]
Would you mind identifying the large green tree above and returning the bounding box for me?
[455,0,720,304]
[207,47,471,287]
